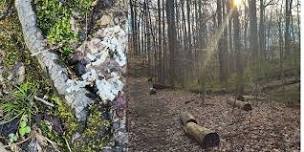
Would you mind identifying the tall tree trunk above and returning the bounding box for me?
[285,0,293,57]
[166,0,177,85]
[233,3,243,95]
[157,0,162,83]
[249,0,258,61]
[217,0,225,82]
[259,0,266,60]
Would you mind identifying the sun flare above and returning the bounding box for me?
[233,0,242,7]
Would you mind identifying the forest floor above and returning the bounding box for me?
[127,60,300,152]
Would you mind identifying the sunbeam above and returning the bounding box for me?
[198,8,234,75]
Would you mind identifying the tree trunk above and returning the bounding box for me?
[285,0,293,57]
[249,0,258,60]
[217,0,225,82]
[233,4,244,95]
[166,0,177,85]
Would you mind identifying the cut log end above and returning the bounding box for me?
[202,132,220,148]
[227,98,253,111]
[180,112,197,125]
[242,103,252,111]
[149,88,157,95]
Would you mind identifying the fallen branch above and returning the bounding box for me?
[152,83,175,90]
[0,142,9,152]
[64,136,72,152]
[34,96,54,107]
[243,95,266,101]
[4,134,32,148]
[15,0,93,121]
[180,112,220,148]
[262,79,300,91]
[0,113,21,125]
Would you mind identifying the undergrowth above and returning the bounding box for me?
[1,82,39,142]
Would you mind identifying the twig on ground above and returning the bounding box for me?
[64,136,72,152]
[3,134,32,148]
[34,96,55,107]
[0,113,21,125]
[44,136,60,152]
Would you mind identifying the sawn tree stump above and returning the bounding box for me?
[227,98,252,111]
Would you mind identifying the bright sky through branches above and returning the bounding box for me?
[233,0,242,7]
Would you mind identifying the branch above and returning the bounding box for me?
[34,96,55,107]
[14,0,93,121]
[264,0,278,7]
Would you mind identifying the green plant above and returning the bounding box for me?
[8,133,18,143]
[0,82,39,144]
[1,82,38,118]
[18,114,31,137]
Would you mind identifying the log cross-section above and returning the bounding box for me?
[180,112,220,148]
[226,98,253,111]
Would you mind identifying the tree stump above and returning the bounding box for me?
[227,98,252,111]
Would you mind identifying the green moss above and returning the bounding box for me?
[34,0,95,56]
[39,120,66,148]
[34,0,70,35]
[51,96,79,137]
[73,105,111,151]
[47,16,78,56]
[0,15,23,68]
[49,95,111,151]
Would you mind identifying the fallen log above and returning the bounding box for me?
[180,112,197,125]
[152,83,174,89]
[226,98,252,111]
[262,79,300,91]
[180,112,220,148]
[243,95,266,101]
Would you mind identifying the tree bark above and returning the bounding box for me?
[249,0,258,60]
